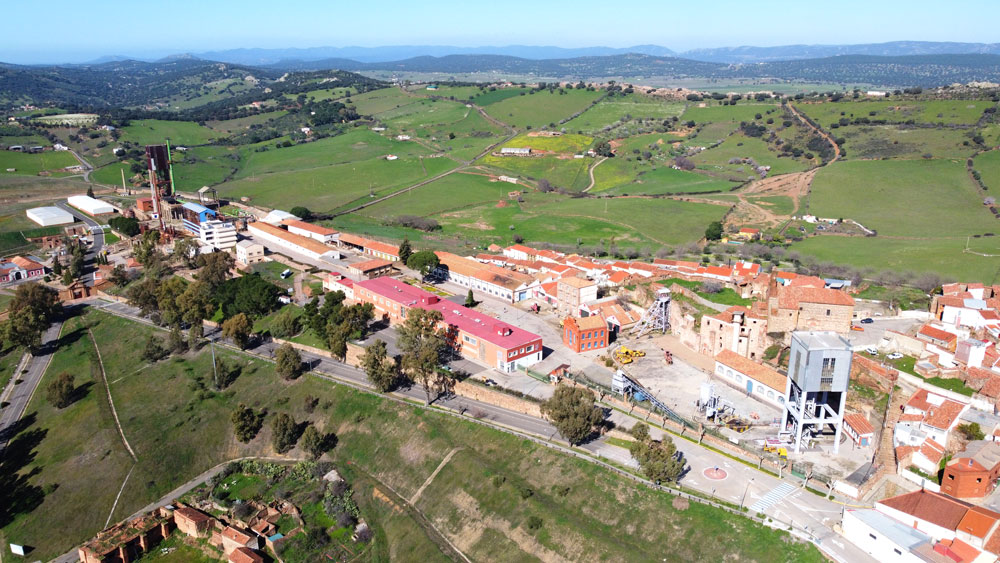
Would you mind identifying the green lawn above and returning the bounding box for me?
[1,310,822,562]
[470,87,530,106]
[119,119,218,146]
[359,172,510,220]
[595,159,740,195]
[204,110,289,135]
[349,88,417,116]
[975,150,1000,192]
[485,88,604,129]
[0,151,79,176]
[806,159,995,237]
[171,145,240,188]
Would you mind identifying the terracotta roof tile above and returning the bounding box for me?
[715,350,787,392]
[844,413,874,435]
[777,285,855,308]
[878,489,994,533]
[918,325,958,344]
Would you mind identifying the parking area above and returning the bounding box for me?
[845,316,923,350]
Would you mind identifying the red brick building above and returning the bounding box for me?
[562,315,608,353]
[173,505,212,537]
[353,277,542,373]
[942,441,1000,499]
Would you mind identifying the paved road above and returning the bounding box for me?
[86,298,872,562]
[69,149,94,182]
[55,201,105,286]
[0,321,63,456]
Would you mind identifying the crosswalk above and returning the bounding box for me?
[748,482,796,513]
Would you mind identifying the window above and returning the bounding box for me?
[893,549,901,555]
[978,478,983,483]
[767,391,774,399]
[821,357,836,379]
[716,365,723,375]
[826,309,831,316]
[868,534,877,540]
[948,474,954,480]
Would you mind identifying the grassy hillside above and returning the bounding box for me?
[0,310,822,562]
[484,88,603,129]
[119,119,219,146]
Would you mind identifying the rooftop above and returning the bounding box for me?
[567,315,606,331]
[791,331,852,351]
[844,413,875,435]
[248,221,333,256]
[356,277,541,349]
[351,258,393,272]
[282,218,337,236]
[558,276,596,289]
[778,285,855,308]
[847,509,931,552]
[715,350,787,392]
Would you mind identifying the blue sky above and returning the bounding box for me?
[3,0,996,63]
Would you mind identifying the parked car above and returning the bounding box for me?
[851,325,865,332]
[860,318,874,324]
[865,347,878,355]
[887,352,903,360]
[484,379,498,387]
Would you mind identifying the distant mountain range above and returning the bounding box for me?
[150,41,1000,66]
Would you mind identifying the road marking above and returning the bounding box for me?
[749,482,796,513]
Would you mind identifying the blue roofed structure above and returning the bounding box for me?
[180,201,217,235]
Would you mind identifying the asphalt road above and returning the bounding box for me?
[0,321,63,456]
[55,201,105,286]
[84,298,872,562]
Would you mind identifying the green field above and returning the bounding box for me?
[469,87,530,106]
[791,235,1000,283]
[480,154,592,191]
[119,119,218,146]
[975,150,1000,192]
[232,130,432,179]
[806,159,994,237]
[692,134,811,178]
[599,165,740,195]
[562,94,686,134]
[499,133,593,154]
[797,99,996,127]
[412,85,483,100]
[349,87,416,116]
[0,151,80,176]
[204,110,289,134]
[682,102,780,124]
[171,145,240,188]
[839,125,976,160]
[216,155,458,213]
[359,172,510,220]
[484,88,604,129]
[1,310,821,562]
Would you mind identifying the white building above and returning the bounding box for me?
[26,206,75,226]
[500,147,531,156]
[282,219,338,244]
[235,240,265,265]
[396,134,411,141]
[713,350,789,409]
[248,221,339,263]
[261,209,299,225]
[842,509,934,563]
[498,175,518,184]
[323,273,355,300]
[199,220,237,250]
[67,195,115,215]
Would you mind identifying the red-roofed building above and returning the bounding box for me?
[338,233,399,261]
[503,244,538,261]
[766,279,855,335]
[282,219,338,243]
[942,441,1000,499]
[229,547,264,563]
[918,324,959,352]
[843,413,875,447]
[435,251,535,303]
[874,489,1000,557]
[348,258,395,279]
[713,350,788,408]
[0,255,44,282]
[733,227,760,241]
[897,389,968,448]
[173,505,212,537]
[323,273,355,299]
[602,270,631,288]
[354,277,542,372]
[563,315,608,353]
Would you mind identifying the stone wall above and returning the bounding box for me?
[851,353,898,393]
[453,381,542,417]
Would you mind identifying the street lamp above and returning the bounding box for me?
[740,478,755,510]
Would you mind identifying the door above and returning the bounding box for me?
[746,380,754,394]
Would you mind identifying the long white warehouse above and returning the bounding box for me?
[248,221,340,262]
[67,195,115,215]
[26,206,75,226]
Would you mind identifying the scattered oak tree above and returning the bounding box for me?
[2,282,60,351]
[540,385,603,445]
[361,339,397,392]
[271,413,299,454]
[231,403,264,442]
[630,433,685,484]
[275,343,303,380]
[222,313,252,350]
[300,425,327,459]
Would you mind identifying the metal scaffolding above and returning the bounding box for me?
[631,287,671,337]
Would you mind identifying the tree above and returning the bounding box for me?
[46,372,75,409]
[52,257,63,276]
[464,289,476,308]
[271,413,299,454]
[631,422,650,442]
[958,422,986,441]
[142,334,167,362]
[213,356,241,390]
[172,237,200,268]
[594,140,614,157]
[270,307,301,338]
[110,264,131,287]
[133,230,162,268]
[3,282,60,351]
[704,221,724,241]
[156,276,188,326]
[177,280,214,342]
[540,385,603,445]
[630,436,685,484]
[398,308,447,403]
[168,324,188,354]
[300,425,326,459]
[398,236,413,265]
[214,273,281,319]
[86,186,95,199]
[361,339,397,392]
[327,324,350,361]
[289,206,313,221]
[406,250,440,278]
[222,313,252,349]
[231,403,263,443]
[197,251,235,288]
[275,343,302,380]
[108,216,140,237]
[537,178,553,192]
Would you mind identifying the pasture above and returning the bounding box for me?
[500,132,594,154]
[480,153,592,191]
[358,172,510,220]
[681,103,780,124]
[975,150,1000,191]
[215,155,457,213]
[484,88,603,128]
[805,159,995,237]
[469,87,529,106]
[692,134,811,178]
[119,119,218,146]
[348,87,416,115]
[562,94,686,134]
[205,110,288,134]
[0,150,80,176]
[172,145,240,188]
[599,165,740,195]
[797,99,995,127]
[838,125,976,160]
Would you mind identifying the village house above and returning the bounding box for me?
[248,221,340,263]
[282,219,338,244]
[323,273,355,299]
[562,315,608,353]
[434,251,534,303]
[353,276,542,373]
[235,240,265,266]
[348,258,395,279]
[895,389,968,473]
[580,297,640,339]
[843,413,875,447]
[844,489,1000,562]
[338,233,399,261]
[941,440,1000,499]
[765,280,855,336]
[0,255,45,282]
[713,350,789,409]
[557,276,598,314]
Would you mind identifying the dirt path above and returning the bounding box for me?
[411,447,462,504]
[88,328,137,461]
[581,156,608,193]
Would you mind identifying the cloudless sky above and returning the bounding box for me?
[3,0,996,64]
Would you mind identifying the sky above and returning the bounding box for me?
[2,0,997,64]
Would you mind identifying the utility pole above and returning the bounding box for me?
[740,477,755,510]
[211,340,218,389]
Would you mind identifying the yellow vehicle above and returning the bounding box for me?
[763,444,788,459]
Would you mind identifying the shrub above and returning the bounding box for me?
[526,516,543,531]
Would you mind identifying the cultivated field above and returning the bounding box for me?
[32,113,99,126]
[483,88,604,129]
[798,99,995,127]
[0,151,80,176]
[562,94,686,134]
[119,119,219,146]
